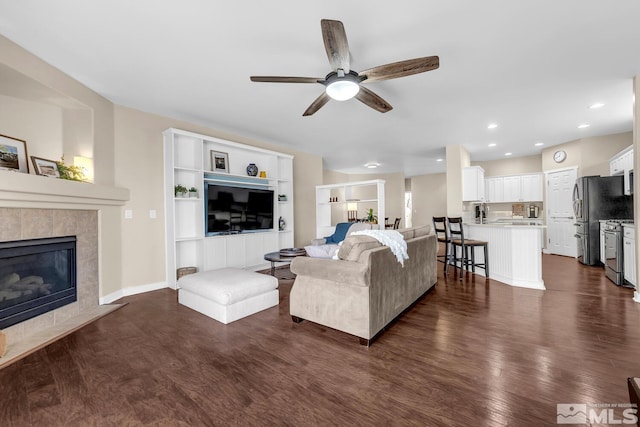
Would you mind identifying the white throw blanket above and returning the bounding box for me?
[351,230,409,266]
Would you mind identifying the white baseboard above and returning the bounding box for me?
[100,281,168,304]
[634,291,640,303]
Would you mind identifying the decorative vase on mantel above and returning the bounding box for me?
[279,216,286,231]
[246,163,258,177]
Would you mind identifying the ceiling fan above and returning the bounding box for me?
[250,19,439,116]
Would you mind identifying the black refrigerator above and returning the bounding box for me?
[573,175,633,265]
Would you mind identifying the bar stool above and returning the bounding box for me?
[447,217,489,280]
[432,217,450,273]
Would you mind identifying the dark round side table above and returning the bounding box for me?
[264,248,307,278]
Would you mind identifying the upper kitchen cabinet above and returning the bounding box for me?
[610,146,633,195]
[483,173,543,203]
[462,166,485,201]
[485,177,504,203]
[521,173,544,202]
[503,175,522,202]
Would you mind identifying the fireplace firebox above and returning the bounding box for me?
[0,236,77,329]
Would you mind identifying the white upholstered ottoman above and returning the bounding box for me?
[177,268,279,324]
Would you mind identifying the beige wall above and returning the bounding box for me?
[114,106,324,288]
[0,94,64,162]
[541,131,632,175]
[323,171,406,228]
[410,173,447,227]
[472,154,542,176]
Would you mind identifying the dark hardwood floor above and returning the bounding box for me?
[1,255,639,426]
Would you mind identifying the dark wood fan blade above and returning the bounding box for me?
[355,86,393,113]
[303,92,331,116]
[250,76,322,83]
[359,56,439,83]
[321,19,350,73]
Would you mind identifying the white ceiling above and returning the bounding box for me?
[1,1,639,176]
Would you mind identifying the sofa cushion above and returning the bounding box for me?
[413,225,431,237]
[397,225,432,240]
[338,235,381,261]
[397,228,415,240]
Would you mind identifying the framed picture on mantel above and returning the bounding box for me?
[211,150,229,173]
[31,156,61,178]
[0,134,29,173]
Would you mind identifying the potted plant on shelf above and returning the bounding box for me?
[365,208,377,224]
[57,156,87,182]
[188,187,198,198]
[174,184,187,198]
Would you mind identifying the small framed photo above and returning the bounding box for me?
[211,150,229,173]
[31,156,60,178]
[0,134,29,173]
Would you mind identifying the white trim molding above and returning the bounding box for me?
[100,281,168,304]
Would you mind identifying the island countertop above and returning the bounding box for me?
[461,222,545,290]
[464,221,546,229]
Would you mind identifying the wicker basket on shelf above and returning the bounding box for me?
[177,266,198,280]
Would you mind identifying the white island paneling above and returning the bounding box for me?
[464,223,546,290]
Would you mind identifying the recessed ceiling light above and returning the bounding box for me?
[488,143,497,147]
[505,152,512,156]
[578,123,590,129]
[487,123,498,129]
[364,162,379,169]
[589,103,604,109]
[436,158,444,162]
[534,142,544,147]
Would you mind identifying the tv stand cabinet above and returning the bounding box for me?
[163,128,294,289]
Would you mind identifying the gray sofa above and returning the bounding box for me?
[289,225,438,345]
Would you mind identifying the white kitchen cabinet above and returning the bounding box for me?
[462,166,485,201]
[610,146,634,195]
[623,225,636,288]
[502,176,522,202]
[599,221,606,265]
[484,177,504,203]
[610,156,624,176]
[521,174,544,201]
[486,173,543,203]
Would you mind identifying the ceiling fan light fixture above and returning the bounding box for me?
[326,79,360,101]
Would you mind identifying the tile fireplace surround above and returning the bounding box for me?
[0,208,99,347]
[0,172,129,367]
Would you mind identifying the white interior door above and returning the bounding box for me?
[546,168,578,257]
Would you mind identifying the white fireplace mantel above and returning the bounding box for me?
[0,171,129,206]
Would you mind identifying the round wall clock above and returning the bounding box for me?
[553,150,567,163]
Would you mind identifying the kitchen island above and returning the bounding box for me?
[463,222,546,290]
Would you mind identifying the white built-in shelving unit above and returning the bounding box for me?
[315,179,385,238]
[163,128,294,289]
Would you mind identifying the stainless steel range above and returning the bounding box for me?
[603,219,634,286]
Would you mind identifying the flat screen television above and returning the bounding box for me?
[205,183,274,235]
